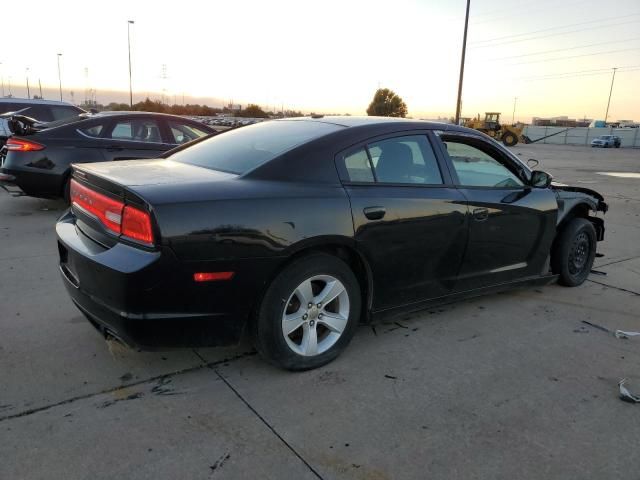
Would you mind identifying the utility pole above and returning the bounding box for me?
[26,68,30,99]
[454,0,471,125]
[0,62,4,97]
[39,79,43,99]
[57,53,63,101]
[512,97,518,124]
[604,67,617,123]
[128,20,135,107]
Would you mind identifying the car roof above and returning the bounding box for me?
[0,97,78,107]
[278,115,469,133]
[91,111,204,120]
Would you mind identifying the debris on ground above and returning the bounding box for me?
[590,269,607,276]
[581,320,611,333]
[615,330,640,339]
[619,379,640,404]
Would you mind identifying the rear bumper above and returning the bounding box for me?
[56,211,269,349]
[0,165,64,198]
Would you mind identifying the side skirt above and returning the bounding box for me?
[369,274,558,323]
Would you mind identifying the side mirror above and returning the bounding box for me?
[527,158,539,168]
[531,170,553,188]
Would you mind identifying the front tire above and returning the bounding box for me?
[502,132,518,147]
[253,253,361,371]
[551,218,597,287]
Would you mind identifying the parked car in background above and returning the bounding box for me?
[591,135,621,148]
[0,98,85,146]
[55,117,607,371]
[0,111,215,200]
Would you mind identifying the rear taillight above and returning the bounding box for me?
[121,205,154,244]
[70,179,154,245]
[6,138,46,152]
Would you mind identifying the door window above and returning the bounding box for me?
[444,140,524,188]
[78,123,106,138]
[109,119,162,143]
[368,135,442,185]
[342,135,443,185]
[168,121,210,144]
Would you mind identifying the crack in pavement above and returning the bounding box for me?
[587,279,640,296]
[0,350,257,423]
[192,350,324,480]
[596,255,640,268]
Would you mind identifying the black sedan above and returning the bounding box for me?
[55,117,607,370]
[0,111,215,200]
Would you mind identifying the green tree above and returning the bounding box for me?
[241,104,269,118]
[366,88,408,118]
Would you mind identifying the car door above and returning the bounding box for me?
[337,131,469,310]
[434,132,558,291]
[101,117,172,161]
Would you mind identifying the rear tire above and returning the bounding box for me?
[551,218,597,287]
[252,253,361,371]
[502,132,518,147]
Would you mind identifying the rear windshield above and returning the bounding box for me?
[169,120,343,174]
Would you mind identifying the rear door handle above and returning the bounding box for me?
[472,207,489,221]
[363,206,386,220]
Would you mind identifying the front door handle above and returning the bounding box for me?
[363,206,386,221]
[472,207,489,221]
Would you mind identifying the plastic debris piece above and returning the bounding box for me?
[619,379,640,403]
[615,330,640,339]
[581,320,611,333]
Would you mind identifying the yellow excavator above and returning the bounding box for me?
[464,112,530,146]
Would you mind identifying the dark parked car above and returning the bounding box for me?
[0,111,215,199]
[0,98,85,146]
[56,117,607,370]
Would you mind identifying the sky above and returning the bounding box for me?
[1,0,639,121]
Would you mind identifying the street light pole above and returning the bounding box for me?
[127,20,135,108]
[57,53,63,101]
[512,97,518,124]
[26,68,30,99]
[604,67,617,123]
[0,62,4,97]
[454,0,471,125]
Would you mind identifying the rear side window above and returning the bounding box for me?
[109,119,162,143]
[343,135,443,185]
[49,106,82,121]
[78,123,105,138]
[344,149,375,182]
[168,121,210,144]
[170,120,343,174]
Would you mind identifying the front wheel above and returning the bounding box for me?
[253,253,361,371]
[502,131,518,147]
[551,218,597,287]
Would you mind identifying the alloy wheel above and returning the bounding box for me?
[281,275,350,356]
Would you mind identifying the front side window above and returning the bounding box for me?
[50,106,83,121]
[169,121,210,145]
[444,140,524,188]
[368,135,443,185]
[109,119,162,143]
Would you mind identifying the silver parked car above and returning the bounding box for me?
[591,135,621,148]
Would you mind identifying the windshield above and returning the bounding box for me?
[169,120,344,174]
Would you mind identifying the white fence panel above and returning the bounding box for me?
[523,126,640,148]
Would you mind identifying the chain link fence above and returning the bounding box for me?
[523,126,640,148]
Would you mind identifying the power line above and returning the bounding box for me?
[471,17,640,48]
[510,47,640,66]
[488,37,640,61]
[518,65,640,82]
[470,0,591,25]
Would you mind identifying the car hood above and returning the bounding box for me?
[75,159,236,187]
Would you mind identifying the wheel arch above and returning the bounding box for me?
[556,201,604,241]
[252,237,374,325]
